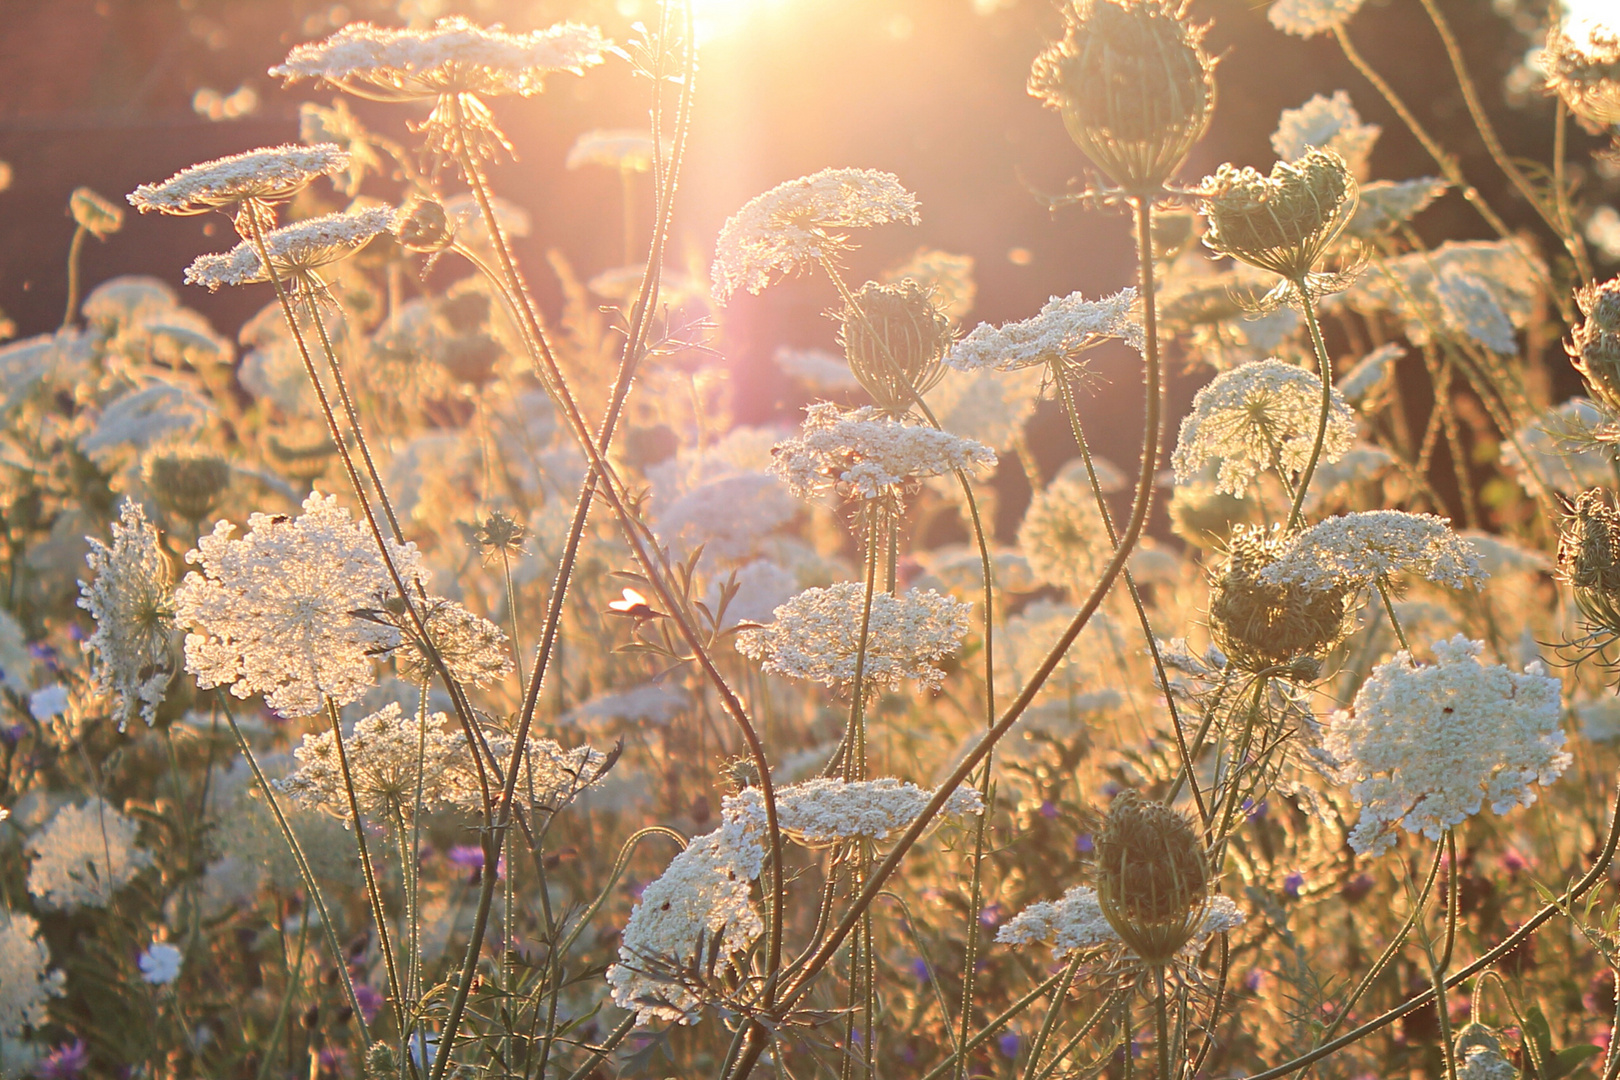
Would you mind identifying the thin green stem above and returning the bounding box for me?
[62,225,87,330]
[1375,575,1411,653]
[1286,283,1335,532]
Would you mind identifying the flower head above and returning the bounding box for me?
[138,942,183,986]
[1544,18,1620,127]
[1017,475,1113,597]
[838,279,953,413]
[949,288,1141,372]
[184,205,395,291]
[1094,794,1212,964]
[1569,275,1620,412]
[271,18,611,101]
[771,402,996,503]
[997,885,1242,961]
[1208,523,1355,678]
[1327,635,1568,855]
[1270,91,1379,180]
[1200,149,1357,281]
[735,583,971,690]
[279,703,468,821]
[1028,0,1216,191]
[727,778,983,847]
[27,799,154,910]
[711,168,920,301]
[174,490,428,717]
[0,911,64,1038]
[78,500,177,731]
[372,596,514,688]
[1267,0,1367,38]
[1259,510,1486,592]
[128,144,349,215]
[1171,358,1355,497]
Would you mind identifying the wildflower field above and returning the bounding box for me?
[5,0,1620,1077]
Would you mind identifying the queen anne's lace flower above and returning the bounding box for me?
[609,775,978,1025]
[453,732,609,811]
[27,799,154,910]
[1267,0,1366,37]
[270,18,611,100]
[1017,475,1114,596]
[997,887,1242,959]
[279,703,469,821]
[0,910,63,1038]
[78,500,177,731]
[771,403,996,502]
[711,169,920,301]
[174,490,427,717]
[375,596,514,688]
[1271,91,1379,179]
[127,144,349,215]
[184,206,395,290]
[1260,511,1485,592]
[726,778,983,847]
[735,583,971,690]
[948,288,1141,371]
[1327,635,1568,856]
[606,831,763,1025]
[1171,359,1355,497]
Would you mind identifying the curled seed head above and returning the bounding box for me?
[145,451,231,523]
[1028,0,1216,193]
[1094,792,1209,964]
[1208,523,1354,677]
[1559,489,1620,638]
[838,279,953,414]
[1570,278,1620,411]
[1200,149,1356,281]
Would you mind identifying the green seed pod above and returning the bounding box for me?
[1559,489,1620,637]
[1208,524,1354,677]
[1028,0,1216,194]
[838,278,952,415]
[1200,149,1357,281]
[1094,793,1209,964]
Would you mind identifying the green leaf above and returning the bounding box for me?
[1549,1042,1602,1080]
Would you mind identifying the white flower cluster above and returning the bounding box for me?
[174,490,427,718]
[656,472,797,561]
[1271,91,1379,179]
[127,144,349,214]
[1017,474,1113,597]
[27,799,154,910]
[609,776,980,1024]
[1260,511,1486,592]
[1171,358,1355,497]
[566,128,663,172]
[948,288,1141,372]
[735,582,971,690]
[279,703,468,821]
[271,17,611,99]
[1327,635,1569,856]
[711,168,920,301]
[78,500,176,731]
[726,778,983,847]
[1267,0,1366,37]
[185,205,396,290]
[473,732,610,811]
[0,910,63,1038]
[771,402,996,502]
[997,887,1243,959]
[1350,240,1542,350]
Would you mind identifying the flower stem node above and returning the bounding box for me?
[1028,0,1217,194]
[1094,793,1210,965]
[839,279,953,415]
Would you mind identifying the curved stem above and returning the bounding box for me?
[62,225,87,330]
[1285,282,1334,532]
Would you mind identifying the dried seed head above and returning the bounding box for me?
[1200,149,1357,281]
[1094,793,1209,964]
[838,279,953,414]
[145,451,231,524]
[1560,489,1620,637]
[265,429,339,485]
[1208,523,1354,677]
[1570,277,1620,411]
[435,333,503,388]
[1544,20,1620,128]
[1028,0,1216,193]
[396,196,453,253]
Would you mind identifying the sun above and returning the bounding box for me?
[687,0,796,42]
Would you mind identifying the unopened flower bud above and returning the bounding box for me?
[1570,277,1620,410]
[839,278,952,414]
[1028,0,1216,193]
[145,451,231,523]
[1200,149,1356,282]
[396,195,453,252]
[1208,524,1353,677]
[71,187,124,238]
[1094,792,1209,964]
